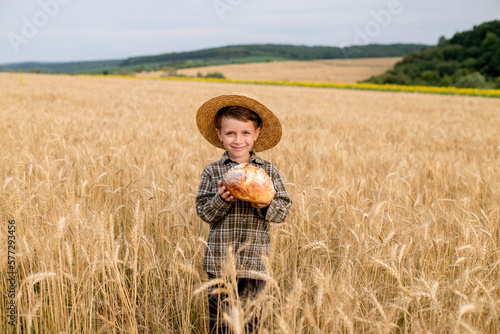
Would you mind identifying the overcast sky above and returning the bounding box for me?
[0,0,499,64]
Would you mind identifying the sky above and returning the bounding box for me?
[0,0,499,64]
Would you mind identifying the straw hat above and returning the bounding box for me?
[196,92,282,152]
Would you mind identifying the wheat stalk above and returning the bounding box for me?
[2,72,499,333]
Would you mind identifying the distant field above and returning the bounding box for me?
[141,57,401,83]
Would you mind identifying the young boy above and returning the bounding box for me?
[195,92,293,333]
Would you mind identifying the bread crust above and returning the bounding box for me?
[222,163,276,204]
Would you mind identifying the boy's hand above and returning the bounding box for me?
[217,180,237,202]
[251,200,271,209]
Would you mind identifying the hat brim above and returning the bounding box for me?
[196,92,282,152]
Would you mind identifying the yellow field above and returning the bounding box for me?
[143,57,401,83]
[1,73,499,333]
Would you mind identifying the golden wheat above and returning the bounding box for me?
[1,72,499,333]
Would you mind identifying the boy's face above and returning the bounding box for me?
[216,117,261,164]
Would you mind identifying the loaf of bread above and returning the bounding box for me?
[222,163,276,204]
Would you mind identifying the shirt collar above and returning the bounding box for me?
[220,151,265,165]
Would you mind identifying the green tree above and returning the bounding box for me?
[480,33,500,77]
[490,49,500,77]
[443,45,465,61]
[481,32,499,52]
[204,72,225,79]
[420,70,440,84]
[441,75,453,87]
[455,72,487,88]
[438,36,448,47]
[437,62,457,76]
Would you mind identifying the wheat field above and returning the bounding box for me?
[1,72,499,333]
[145,57,401,83]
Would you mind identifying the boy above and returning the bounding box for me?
[195,92,293,333]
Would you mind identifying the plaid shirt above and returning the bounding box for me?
[196,151,292,279]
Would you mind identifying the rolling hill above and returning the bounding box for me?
[0,43,425,75]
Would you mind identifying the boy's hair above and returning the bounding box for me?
[214,106,262,130]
